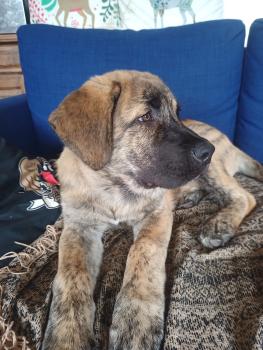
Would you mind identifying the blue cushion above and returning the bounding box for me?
[235,19,263,162]
[0,94,38,156]
[17,20,245,157]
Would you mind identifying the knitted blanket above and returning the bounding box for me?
[0,175,263,350]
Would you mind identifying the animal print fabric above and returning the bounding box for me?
[0,175,263,350]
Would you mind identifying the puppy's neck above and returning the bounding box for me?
[59,147,161,193]
[57,148,165,225]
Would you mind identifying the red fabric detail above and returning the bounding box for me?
[40,171,59,185]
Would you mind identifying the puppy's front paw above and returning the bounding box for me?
[176,190,206,209]
[42,283,96,350]
[199,219,235,249]
[109,291,163,350]
[42,320,95,350]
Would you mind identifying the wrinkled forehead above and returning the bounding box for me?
[141,81,177,110]
[122,77,178,118]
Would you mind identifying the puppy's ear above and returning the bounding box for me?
[49,80,121,170]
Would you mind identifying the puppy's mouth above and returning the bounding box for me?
[136,179,157,189]
[136,164,209,190]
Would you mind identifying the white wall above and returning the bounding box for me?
[224,0,263,41]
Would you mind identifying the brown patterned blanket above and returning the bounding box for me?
[0,175,263,350]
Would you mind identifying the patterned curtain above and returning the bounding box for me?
[28,0,224,29]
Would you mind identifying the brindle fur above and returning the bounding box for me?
[41,70,263,350]
[176,120,263,248]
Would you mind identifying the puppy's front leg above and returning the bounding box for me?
[42,225,103,350]
[109,193,174,350]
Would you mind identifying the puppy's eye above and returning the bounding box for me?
[137,111,153,123]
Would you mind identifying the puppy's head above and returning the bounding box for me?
[49,70,214,190]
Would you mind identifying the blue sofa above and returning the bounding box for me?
[0,19,263,162]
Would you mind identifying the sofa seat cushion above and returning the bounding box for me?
[17,20,245,157]
[235,19,263,162]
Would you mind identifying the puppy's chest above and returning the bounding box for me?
[107,202,146,227]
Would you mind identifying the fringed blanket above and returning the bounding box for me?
[0,175,263,350]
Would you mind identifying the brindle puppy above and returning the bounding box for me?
[41,70,263,350]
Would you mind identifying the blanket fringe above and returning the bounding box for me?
[0,223,61,275]
[0,220,62,349]
[0,287,30,350]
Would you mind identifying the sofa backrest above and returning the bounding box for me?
[235,19,263,162]
[17,20,245,158]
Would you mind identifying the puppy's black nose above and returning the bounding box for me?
[192,141,215,163]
